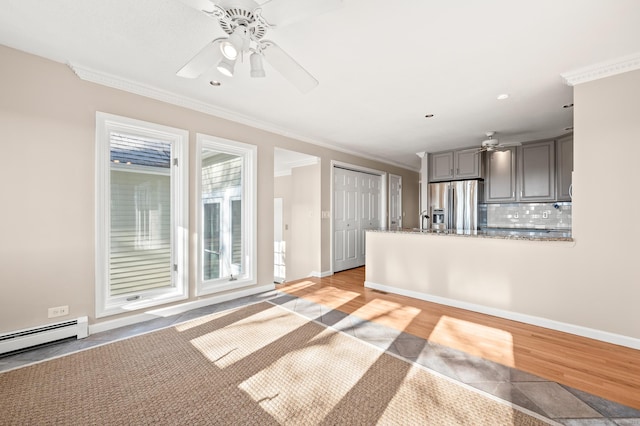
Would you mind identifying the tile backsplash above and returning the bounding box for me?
[483,202,572,230]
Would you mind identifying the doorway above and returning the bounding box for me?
[274,148,320,283]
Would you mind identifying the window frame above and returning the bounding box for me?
[196,133,257,296]
[95,112,189,318]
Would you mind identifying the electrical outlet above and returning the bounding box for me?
[48,305,69,318]
[543,211,550,219]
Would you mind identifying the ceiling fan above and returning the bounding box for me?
[176,0,342,93]
[477,131,521,152]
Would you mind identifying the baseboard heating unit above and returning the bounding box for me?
[0,316,89,355]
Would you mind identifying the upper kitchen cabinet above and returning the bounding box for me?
[455,149,482,179]
[556,134,573,201]
[485,137,570,203]
[430,151,454,181]
[518,140,556,202]
[429,148,482,182]
[485,147,517,202]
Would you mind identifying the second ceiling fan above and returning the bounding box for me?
[477,131,521,152]
[176,0,342,93]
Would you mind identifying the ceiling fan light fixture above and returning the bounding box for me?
[216,57,236,77]
[250,52,265,78]
[220,41,238,60]
[220,27,245,60]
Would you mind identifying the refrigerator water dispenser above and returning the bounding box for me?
[432,208,446,230]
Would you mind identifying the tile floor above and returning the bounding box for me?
[2,289,639,425]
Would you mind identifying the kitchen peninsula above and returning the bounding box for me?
[371,133,591,343]
[363,227,594,346]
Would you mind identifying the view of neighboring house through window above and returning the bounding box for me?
[96,113,188,317]
[197,134,256,295]
[110,134,172,295]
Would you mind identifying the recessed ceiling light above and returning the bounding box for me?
[497,93,509,100]
[424,114,434,118]
[563,103,574,108]
[209,80,221,86]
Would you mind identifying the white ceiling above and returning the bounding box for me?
[2,0,640,170]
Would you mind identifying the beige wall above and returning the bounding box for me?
[274,163,322,281]
[367,68,640,341]
[289,164,321,280]
[0,45,419,332]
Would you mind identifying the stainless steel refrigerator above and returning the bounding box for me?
[428,180,486,232]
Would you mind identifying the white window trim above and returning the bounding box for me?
[196,133,257,296]
[95,112,189,318]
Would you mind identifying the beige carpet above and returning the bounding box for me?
[0,302,553,425]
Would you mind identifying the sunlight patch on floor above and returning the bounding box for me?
[289,285,361,309]
[187,309,309,367]
[429,315,515,365]
[173,307,245,332]
[351,298,422,330]
[278,280,317,291]
[238,327,381,424]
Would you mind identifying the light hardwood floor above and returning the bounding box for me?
[277,267,640,410]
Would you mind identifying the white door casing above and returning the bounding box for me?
[274,197,285,283]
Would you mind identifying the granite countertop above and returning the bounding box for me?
[371,227,573,242]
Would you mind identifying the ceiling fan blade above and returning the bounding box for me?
[176,38,225,78]
[176,0,218,14]
[258,0,343,27]
[262,41,318,93]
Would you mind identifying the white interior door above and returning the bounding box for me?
[333,167,382,272]
[358,173,381,265]
[333,168,360,272]
[389,174,402,230]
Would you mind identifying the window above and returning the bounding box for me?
[96,113,188,317]
[197,134,256,295]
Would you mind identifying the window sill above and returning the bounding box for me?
[97,291,189,319]
[197,277,257,297]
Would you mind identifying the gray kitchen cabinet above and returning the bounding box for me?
[556,135,573,201]
[429,148,482,182]
[519,140,555,202]
[430,151,454,181]
[455,149,482,179]
[485,146,517,202]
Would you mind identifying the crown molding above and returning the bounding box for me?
[67,63,419,172]
[561,52,640,86]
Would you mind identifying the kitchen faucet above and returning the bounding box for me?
[419,210,430,231]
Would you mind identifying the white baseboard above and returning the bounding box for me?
[364,280,640,351]
[311,270,333,278]
[89,284,275,335]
